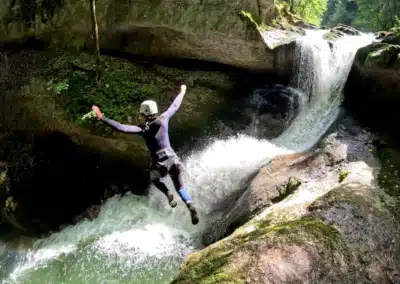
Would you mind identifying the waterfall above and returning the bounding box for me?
[0,31,374,284]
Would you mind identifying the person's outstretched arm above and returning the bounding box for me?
[92,106,143,134]
[161,85,187,120]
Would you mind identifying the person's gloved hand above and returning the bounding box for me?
[181,85,186,94]
[92,105,103,120]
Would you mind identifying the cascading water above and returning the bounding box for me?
[0,30,374,284]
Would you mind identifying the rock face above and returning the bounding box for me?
[172,117,400,284]
[173,183,400,284]
[344,40,400,142]
[202,116,375,245]
[2,0,279,71]
[226,85,303,139]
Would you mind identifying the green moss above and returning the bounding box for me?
[323,31,334,41]
[239,10,270,31]
[172,250,241,284]
[339,170,350,183]
[271,176,302,202]
[323,31,342,41]
[234,218,344,251]
[172,217,348,284]
[364,44,400,69]
[35,50,231,140]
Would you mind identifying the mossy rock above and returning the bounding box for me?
[173,182,400,283]
[1,0,278,71]
[364,44,400,69]
[172,218,351,284]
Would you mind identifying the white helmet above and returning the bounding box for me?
[140,100,158,115]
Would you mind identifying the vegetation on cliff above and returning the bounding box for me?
[322,0,400,32]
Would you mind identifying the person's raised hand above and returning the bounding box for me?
[180,85,187,94]
[92,105,103,120]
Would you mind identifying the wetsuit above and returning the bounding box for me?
[100,92,193,205]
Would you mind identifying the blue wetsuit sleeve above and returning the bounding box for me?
[161,91,185,120]
[101,117,143,134]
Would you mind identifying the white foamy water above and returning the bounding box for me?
[0,30,374,284]
[273,30,375,151]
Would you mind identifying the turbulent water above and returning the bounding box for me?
[0,31,374,284]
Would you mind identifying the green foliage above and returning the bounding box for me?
[354,0,400,31]
[322,0,358,27]
[81,110,97,121]
[37,51,172,136]
[46,79,69,95]
[289,0,328,26]
[391,16,400,36]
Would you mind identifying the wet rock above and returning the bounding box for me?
[375,31,400,45]
[173,182,400,284]
[344,41,400,142]
[242,85,302,139]
[323,24,361,42]
[201,116,375,246]
[332,24,361,36]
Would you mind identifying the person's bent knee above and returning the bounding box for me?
[150,170,161,183]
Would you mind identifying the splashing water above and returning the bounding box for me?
[0,31,374,284]
[273,30,375,151]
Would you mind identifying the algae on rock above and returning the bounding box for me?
[173,182,400,284]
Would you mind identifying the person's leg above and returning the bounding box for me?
[150,168,177,208]
[169,162,199,225]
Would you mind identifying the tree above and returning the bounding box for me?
[89,0,101,80]
[324,0,358,26]
[354,0,400,31]
[289,0,329,26]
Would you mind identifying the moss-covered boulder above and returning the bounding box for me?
[344,41,400,142]
[363,43,400,69]
[0,0,282,71]
[172,180,400,283]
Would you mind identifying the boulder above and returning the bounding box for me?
[172,182,400,284]
[173,117,400,283]
[229,85,303,139]
[375,31,400,45]
[344,41,400,142]
[323,24,361,41]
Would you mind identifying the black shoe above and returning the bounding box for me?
[167,193,177,208]
[187,203,199,225]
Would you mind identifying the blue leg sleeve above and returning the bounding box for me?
[178,187,192,203]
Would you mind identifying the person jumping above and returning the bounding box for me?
[91,85,199,225]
